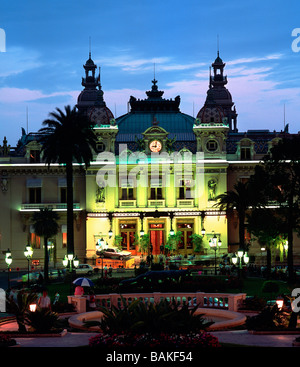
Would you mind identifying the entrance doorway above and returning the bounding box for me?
[149,223,165,255]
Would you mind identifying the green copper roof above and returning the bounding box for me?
[116,111,195,136]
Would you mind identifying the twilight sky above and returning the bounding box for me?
[0,0,300,146]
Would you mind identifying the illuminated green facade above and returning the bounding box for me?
[0,52,295,268]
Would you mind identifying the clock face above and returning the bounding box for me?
[149,140,162,152]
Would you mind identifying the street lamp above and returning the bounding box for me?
[209,232,222,275]
[5,250,12,289]
[62,253,79,293]
[140,212,145,237]
[232,248,249,278]
[95,239,107,278]
[24,245,33,288]
[276,296,284,311]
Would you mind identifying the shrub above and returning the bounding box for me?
[6,290,38,333]
[240,296,266,311]
[246,305,289,331]
[97,298,213,335]
[25,308,59,333]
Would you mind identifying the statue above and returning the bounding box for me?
[208,178,217,201]
[96,185,105,202]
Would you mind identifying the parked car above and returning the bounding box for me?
[75,264,94,276]
[98,247,131,260]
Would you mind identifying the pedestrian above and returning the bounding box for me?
[74,285,84,297]
[104,265,108,278]
[53,292,60,305]
[108,265,112,277]
[88,290,96,310]
[38,289,51,310]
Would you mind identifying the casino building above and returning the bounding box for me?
[0,52,296,269]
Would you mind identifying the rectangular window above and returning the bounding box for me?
[179,179,192,199]
[121,188,134,200]
[150,187,163,200]
[120,177,135,200]
[62,232,67,248]
[29,188,41,203]
[241,147,251,160]
[30,233,41,249]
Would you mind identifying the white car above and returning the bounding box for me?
[99,247,131,260]
[75,264,94,275]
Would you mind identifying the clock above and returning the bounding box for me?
[149,140,162,152]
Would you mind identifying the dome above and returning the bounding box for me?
[77,89,101,103]
[197,105,225,124]
[88,105,114,126]
[209,87,233,104]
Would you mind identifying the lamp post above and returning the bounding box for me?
[231,248,249,278]
[62,253,79,293]
[209,233,222,275]
[96,238,106,278]
[139,212,145,237]
[5,249,12,289]
[24,245,33,288]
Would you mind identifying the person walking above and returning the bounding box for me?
[38,289,51,310]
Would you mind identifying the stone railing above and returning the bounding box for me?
[68,292,246,314]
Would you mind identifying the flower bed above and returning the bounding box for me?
[89,332,220,348]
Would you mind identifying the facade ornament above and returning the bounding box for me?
[208,177,218,201]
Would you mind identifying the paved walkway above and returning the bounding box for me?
[9,329,298,348]
[2,318,298,347]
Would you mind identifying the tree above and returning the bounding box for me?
[255,136,300,282]
[32,208,59,283]
[189,233,204,253]
[166,231,183,255]
[247,208,286,278]
[39,105,96,256]
[214,181,257,251]
[6,291,37,333]
[138,233,150,256]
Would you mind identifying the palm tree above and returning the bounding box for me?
[214,181,256,251]
[32,208,59,283]
[259,135,300,283]
[38,105,96,256]
[247,208,287,278]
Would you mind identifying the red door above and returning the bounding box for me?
[149,224,164,255]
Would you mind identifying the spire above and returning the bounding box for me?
[82,50,99,90]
